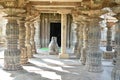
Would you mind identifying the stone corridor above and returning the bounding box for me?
[0,47,113,80]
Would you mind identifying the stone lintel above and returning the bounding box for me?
[57,9,71,14]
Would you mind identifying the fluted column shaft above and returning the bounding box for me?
[34,19,41,49]
[59,13,69,59]
[25,22,32,58]
[30,22,36,54]
[86,18,103,72]
[111,14,120,80]
[80,23,88,65]
[18,18,28,64]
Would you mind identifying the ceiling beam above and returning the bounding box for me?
[29,0,82,2]
[30,1,81,6]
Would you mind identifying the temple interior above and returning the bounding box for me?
[0,0,120,80]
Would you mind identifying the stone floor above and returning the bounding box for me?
[0,47,114,80]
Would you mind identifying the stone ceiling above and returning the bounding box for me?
[0,0,119,23]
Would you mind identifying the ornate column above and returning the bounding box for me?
[106,22,113,51]
[25,21,32,58]
[78,22,84,58]
[30,21,36,54]
[18,14,28,64]
[103,22,115,59]
[1,8,24,70]
[34,17,41,49]
[111,13,120,80]
[59,13,69,59]
[73,22,81,59]
[80,22,88,65]
[86,18,103,72]
[0,0,27,70]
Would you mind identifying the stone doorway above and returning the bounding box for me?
[50,23,61,47]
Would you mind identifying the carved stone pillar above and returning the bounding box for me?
[78,23,84,58]
[34,18,41,49]
[73,22,81,59]
[106,23,113,51]
[30,22,36,54]
[86,18,103,72]
[59,13,69,59]
[103,22,115,59]
[18,16,28,64]
[25,22,32,58]
[80,23,88,65]
[111,14,120,80]
[3,8,23,70]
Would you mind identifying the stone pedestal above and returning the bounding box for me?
[3,8,24,70]
[18,16,28,64]
[25,22,32,58]
[30,22,36,54]
[86,18,103,72]
[59,14,69,59]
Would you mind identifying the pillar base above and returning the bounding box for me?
[20,58,28,64]
[103,51,114,59]
[59,53,69,59]
[86,65,103,73]
[86,50,103,73]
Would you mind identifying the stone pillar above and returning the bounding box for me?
[111,14,120,80]
[80,23,88,65]
[25,22,32,58]
[30,22,36,54]
[73,22,81,59]
[3,8,23,70]
[34,18,41,49]
[106,22,113,51]
[86,18,103,72]
[78,23,84,58]
[18,16,28,64]
[59,13,69,59]
[103,22,115,59]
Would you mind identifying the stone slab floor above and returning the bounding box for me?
[0,48,113,80]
